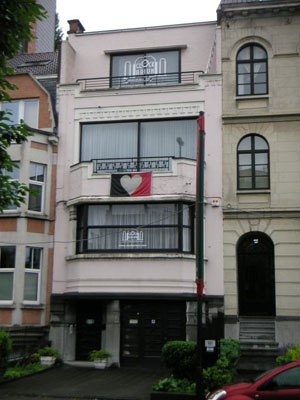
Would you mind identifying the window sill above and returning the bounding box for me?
[0,303,15,309]
[235,94,269,100]
[237,190,270,194]
[21,303,44,309]
[67,253,196,261]
[25,211,48,220]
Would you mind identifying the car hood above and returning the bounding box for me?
[223,382,253,394]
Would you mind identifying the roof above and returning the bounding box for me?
[9,51,58,76]
[220,0,296,3]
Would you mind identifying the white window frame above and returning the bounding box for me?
[0,161,20,211]
[0,99,39,128]
[28,162,46,214]
[24,247,42,304]
[0,246,16,304]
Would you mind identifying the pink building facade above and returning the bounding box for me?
[50,20,223,365]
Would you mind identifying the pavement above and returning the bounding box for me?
[0,364,168,400]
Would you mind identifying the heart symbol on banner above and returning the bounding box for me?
[120,175,142,195]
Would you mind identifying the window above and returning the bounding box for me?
[77,203,194,253]
[237,135,269,190]
[0,162,20,210]
[0,99,38,128]
[0,246,15,301]
[236,44,268,96]
[28,162,46,213]
[24,247,42,302]
[269,366,300,389]
[111,50,180,87]
[81,119,197,169]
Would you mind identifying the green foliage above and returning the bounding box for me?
[161,341,197,380]
[152,377,196,394]
[55,13,63,50]
[220,338,240,371]
[38,346,60,358]
[30,352,41,363]
[89,349,112,361]
[3,363,45,380]
[276,345,300,365]
[0,0,46,211]
[203,356,233,394]
[0,330,12,375]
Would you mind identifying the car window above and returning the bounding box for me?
[268,366,300,389]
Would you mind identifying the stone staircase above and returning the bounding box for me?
[238,317,279,372]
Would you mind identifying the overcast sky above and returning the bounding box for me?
[56,0,220,36]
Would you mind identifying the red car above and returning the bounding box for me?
[206,361,300,400]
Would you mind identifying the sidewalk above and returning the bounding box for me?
[0,364,168,400]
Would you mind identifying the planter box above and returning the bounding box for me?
[40,356,56,367]
[151,392,196,400]
[94,359,108,369]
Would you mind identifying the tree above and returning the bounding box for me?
[0,1,46,212]
[55,13,63,50]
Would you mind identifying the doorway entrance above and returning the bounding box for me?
[120,300,186,365]
[237,232,275,316]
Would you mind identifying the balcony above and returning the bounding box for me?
[77,70,204,90]
[93,157,171,173]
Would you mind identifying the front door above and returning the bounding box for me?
[121,300,186,365]
[76,302,102,360]
[238,232,275,316]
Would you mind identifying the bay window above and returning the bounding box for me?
[77,202,194,253]
[24,247,42,303]
[0,246,15,301]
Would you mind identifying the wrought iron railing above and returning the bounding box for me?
[93,157,171,173]
[77,70,204,90]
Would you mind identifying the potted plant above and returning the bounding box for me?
[38,346,60,367]
[89,349,112,369]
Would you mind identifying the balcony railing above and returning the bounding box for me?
[93,157,171,173]
[77,70,204,90]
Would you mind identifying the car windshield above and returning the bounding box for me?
[253,366,280,382]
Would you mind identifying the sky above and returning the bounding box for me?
[56,0,221,36]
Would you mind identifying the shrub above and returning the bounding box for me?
[220,338,240,371]
[0,331,12,375]
[203,356,233,394]
[38,346,60,358]
[3,363,45,380]
[276,344,300,365]
[161,341,197,380]
[89,349,112,361]
[152,377,196,393]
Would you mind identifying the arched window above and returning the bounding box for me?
[237,134,269,190]
[236,44,268,96]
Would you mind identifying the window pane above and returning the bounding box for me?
[0,247,15,268]
[30,163,45,182]
[255,164,268,176]
[238,136,251,151]
[255,176,269,188]
[182,205,191,226]
[239,154,251,166]
[238,74,251,85]
[254,73,266,84]
[254,62,266,73]
[238,84,251,95]
[254,136,268,150]
[237,47,250,61]
[2,102,19,125]
[0,272,13,300]
[239,177,252,189]
[183,228,191,252]
[253,46,267,59]
[239,165,252,177]
[28,183,42,212]
[238,63,250,74]
[81,123,138,161]
[273,366,300,388]
[24,100,38,128]
[24,272,38,301]
[255,153,268,165]
[254,83,267,94]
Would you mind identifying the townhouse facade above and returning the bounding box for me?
[218,0,300,356]
[0,0,58,354]
[50,20,224,365]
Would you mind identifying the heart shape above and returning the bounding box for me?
[120,175,142,194]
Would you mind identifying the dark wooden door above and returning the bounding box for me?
[76,302,102,360]
[238,232,275,316]
[121,301,185,365]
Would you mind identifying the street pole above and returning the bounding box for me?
[195,111,205,400]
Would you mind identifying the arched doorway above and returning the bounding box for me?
[237,232,275,316]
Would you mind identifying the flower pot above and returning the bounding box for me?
[40,356,56,366]
[94,359,108,369]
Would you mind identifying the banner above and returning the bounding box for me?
[110,172,152,197]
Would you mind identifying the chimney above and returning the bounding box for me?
[67,19,85,34]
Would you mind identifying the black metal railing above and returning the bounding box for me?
[93,157,171,173]
[77,70,204,90]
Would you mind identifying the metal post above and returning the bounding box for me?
[195,111,205,400]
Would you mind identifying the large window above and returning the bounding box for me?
[0,161,20,210]
[24,247,42,303]
[111,50,180,87]
[28,162,46,213]
[81,119,197,166]
[0,99,38,128]
[0,246,15,301]
[77,203,194,253]
[237,135,269,190]
[236,44,268,96]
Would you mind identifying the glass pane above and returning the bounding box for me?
[238,136,251,151]
[182,205,191,225]
[24,272,38,301]
[2,101,19,125]
[81,122,138,161]
[0,273,13,300]
[0,247,15,268]
[238,63,250,74]
[255,165,268,176]
[239,154,251,165]
[239,165,252,177]
[28,183,42,212]
[24,100,38,128]
[273,366,300,388]
[254,62,266,73]
[254,83,267,94]
[255,176,269,188]
[238,74,251,84]
[182,228,191,252]
[237,47,250,61]
[254,73,266,84]
[30,163,45,182]
[253,46,267,59]
[254,136,268,150]
[238,84,251,95]
[239,177,252,189]
[255,153,268,164]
